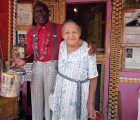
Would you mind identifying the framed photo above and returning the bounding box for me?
[12,46,25,58]
[122,46,140,71]
[16,30,27,47]
[122,0,140,6]
[124,9,140,27]
[123,9,140,44]
[16,3,33,26]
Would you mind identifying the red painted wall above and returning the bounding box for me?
[0,0,8,61]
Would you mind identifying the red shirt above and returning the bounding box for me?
[26,20,62,62]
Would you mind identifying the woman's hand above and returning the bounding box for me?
[88,41,96,56]
[10,58,26,69]
[87,102,96,119]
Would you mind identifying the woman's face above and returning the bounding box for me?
[62,22,81,46]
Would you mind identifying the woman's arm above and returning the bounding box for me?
[87,77,98,119]
[88,41,96,56]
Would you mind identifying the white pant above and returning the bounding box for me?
[31,61,58,120]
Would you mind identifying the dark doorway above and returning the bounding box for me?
[66,3,106,54]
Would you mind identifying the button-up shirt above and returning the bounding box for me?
[26,20,62,62]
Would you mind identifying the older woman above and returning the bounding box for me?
[52,20,98,120]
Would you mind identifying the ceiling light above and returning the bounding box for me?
[74,7,78,12]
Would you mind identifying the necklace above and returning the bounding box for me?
[34,23,52,60]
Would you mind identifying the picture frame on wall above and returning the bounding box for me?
[122,0,140,6]
[16,3,33,27]
[123,9,140,44]
[12,46,25,58]
[16,30,27,47]
[122,46,140,71]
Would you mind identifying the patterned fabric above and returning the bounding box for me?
[52,41,98,120]
[26,20,62,62]
[26,20,62,120]
[31,60,58,120]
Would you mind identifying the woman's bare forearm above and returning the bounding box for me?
[88,77,98,104]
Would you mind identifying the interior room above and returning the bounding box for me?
[0,0,140,120]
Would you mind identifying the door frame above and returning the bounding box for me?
[65,1,112,120]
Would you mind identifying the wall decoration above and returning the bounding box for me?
[124,9,140,26]
[122,0,138,5]
[16,3,33,26]
[123,9,140,44]
[16,30,27,47]
[108,0,123,119]
[12,46,25,58]
[123,46,140,71]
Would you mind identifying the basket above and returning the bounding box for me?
[0,96,19,120]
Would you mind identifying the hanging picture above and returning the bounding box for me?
[12,46,25,58]
[123,9,140,44]
[16,3,33,26]
[16,30,27,47]
[122,46,140,71]
[122,0,138,5]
